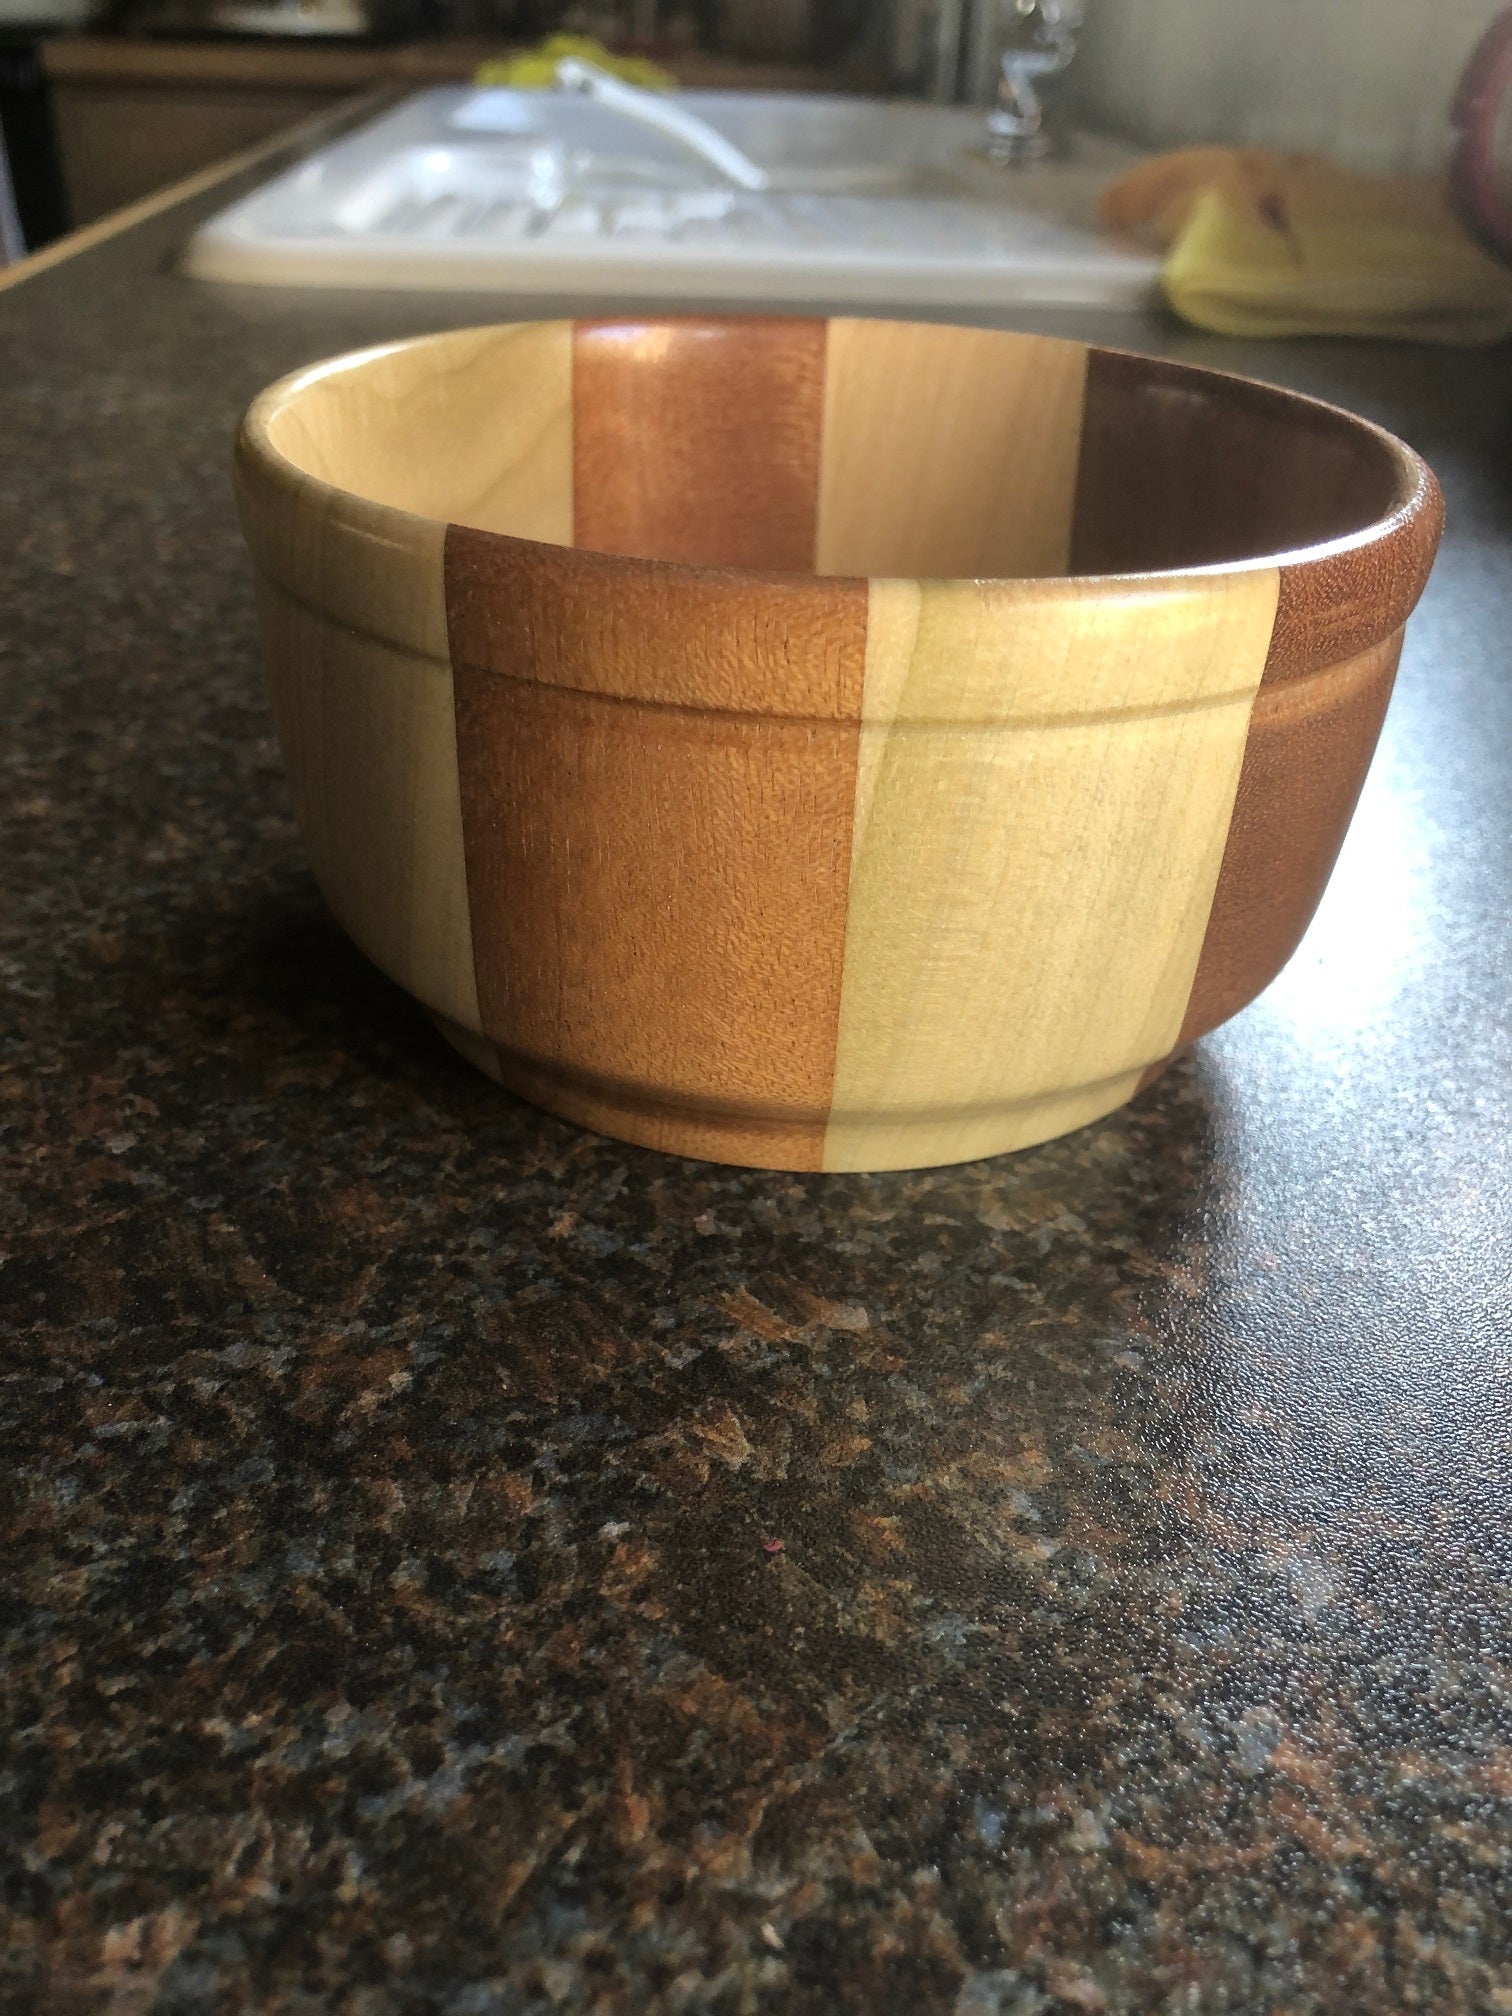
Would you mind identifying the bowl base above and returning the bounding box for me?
[428,1013,1168,1173]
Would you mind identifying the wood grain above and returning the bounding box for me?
[1071,345,1412,577]
[572,318,828,570]
[1176,629,1404,1046]
[816,319,1087,579]
[235,381,478,1030]
[253,575,479,1031]
[258,322,573,543]
[1264,474,1444,681]
[445,529,867,1168]
[823,566,1280,1170]
[444,531,863,717]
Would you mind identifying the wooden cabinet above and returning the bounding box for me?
[45,40,394,223]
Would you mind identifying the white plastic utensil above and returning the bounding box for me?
[553,56,770,191]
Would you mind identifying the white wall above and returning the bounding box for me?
[1074,0,1504,174]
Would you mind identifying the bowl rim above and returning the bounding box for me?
[237,314,1439,594]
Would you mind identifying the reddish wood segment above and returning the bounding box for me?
[1264,494,1443,682]
[446,528,868,1167]
[572,317,829,572]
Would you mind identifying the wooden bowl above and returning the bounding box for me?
[235,317,1441,1172]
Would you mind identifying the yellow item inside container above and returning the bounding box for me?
[474,35,675,93]
[1099,148,1512,345]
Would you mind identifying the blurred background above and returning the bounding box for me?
[0,0,1502,252]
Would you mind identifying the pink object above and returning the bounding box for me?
[1449,6,1512,263]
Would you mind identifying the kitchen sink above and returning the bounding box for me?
[184,86,1159,309]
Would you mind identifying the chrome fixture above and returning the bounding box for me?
[885,0,1083,162]
[986,0,1083,164]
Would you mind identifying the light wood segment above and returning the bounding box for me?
[234,395,478,1029]
[254,575,480,1032]
[815,319,1087,580]
[256,322,574,545]
[823,567,1281,1171]
[235,419,450,663]
[822,1072,1150,1172]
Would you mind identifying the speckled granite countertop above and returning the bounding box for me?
[3,144,1511,2014]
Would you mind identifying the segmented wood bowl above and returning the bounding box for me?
[236,317,1441,1170]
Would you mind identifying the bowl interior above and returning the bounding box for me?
[258,317,1415,582]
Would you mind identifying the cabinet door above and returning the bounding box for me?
[54,83,336,223]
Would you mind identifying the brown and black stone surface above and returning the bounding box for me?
[1,167,1510,2013]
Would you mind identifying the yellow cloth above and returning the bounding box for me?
[474,35,675,93]
[1099,147,1512,344]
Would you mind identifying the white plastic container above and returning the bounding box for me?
[184,86,1160,309]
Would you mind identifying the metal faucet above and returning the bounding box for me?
[985,0,1083,164]
[885,0,1082,164]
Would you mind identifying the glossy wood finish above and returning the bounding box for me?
[825,567,1280,1170]
[1072,347,1444,678]
[814,320,1086,579]
[235,379,478,1033]
[445,534,867,1169]
[1176,628,1404,1047]
[573,318,827,572]
[235,317,1442,1171]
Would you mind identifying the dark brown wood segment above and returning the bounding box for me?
[1177,630,1403,1046]
[572,316,828,573]
[444,526,868,1169]
[1071,349,1435,665]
